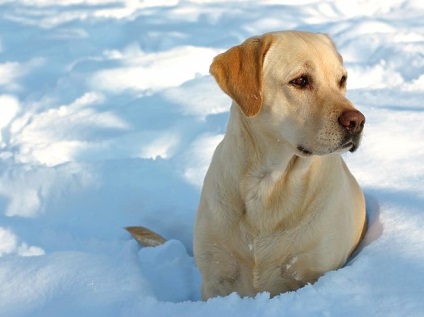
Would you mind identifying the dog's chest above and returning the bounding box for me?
[241,168,307,234]
[236,168,320,293]
[236,226,316,295]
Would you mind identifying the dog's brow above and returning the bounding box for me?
[303,61,313,69]
[287,61,314,80]
[293,61,314,73]
[297,61,314,74]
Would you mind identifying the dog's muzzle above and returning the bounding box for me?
[338,109,365,153]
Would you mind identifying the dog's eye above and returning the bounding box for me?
[340,75,347,87]
[290,75,310,89]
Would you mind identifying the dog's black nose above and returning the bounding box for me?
[338,110,365,134]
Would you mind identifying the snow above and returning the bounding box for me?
[0,0,423,316]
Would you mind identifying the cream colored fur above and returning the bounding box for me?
[193,31,366,299]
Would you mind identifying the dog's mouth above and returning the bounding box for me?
[297,136,361,156]
[333,138,360,154]
[341,134,362,153]
[297,145,313,156]
[341,140,355,152]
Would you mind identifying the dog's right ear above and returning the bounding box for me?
[210,34,273,117]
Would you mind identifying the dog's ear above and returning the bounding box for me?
[210,34,273,117]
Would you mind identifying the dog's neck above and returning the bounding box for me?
[225,104,311,175]
[223,104,317,233]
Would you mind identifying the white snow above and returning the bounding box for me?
[0,0,423,316]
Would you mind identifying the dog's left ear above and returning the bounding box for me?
[210,34,273,117]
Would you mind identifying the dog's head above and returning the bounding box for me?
[210,31,365,156]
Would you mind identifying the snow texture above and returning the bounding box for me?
[0,0,423,316]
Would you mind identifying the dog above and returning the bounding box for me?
[128,30,366,300]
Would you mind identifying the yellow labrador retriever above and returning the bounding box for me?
[128,30,366,300]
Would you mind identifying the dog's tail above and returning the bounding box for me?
[125,226,166,247]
